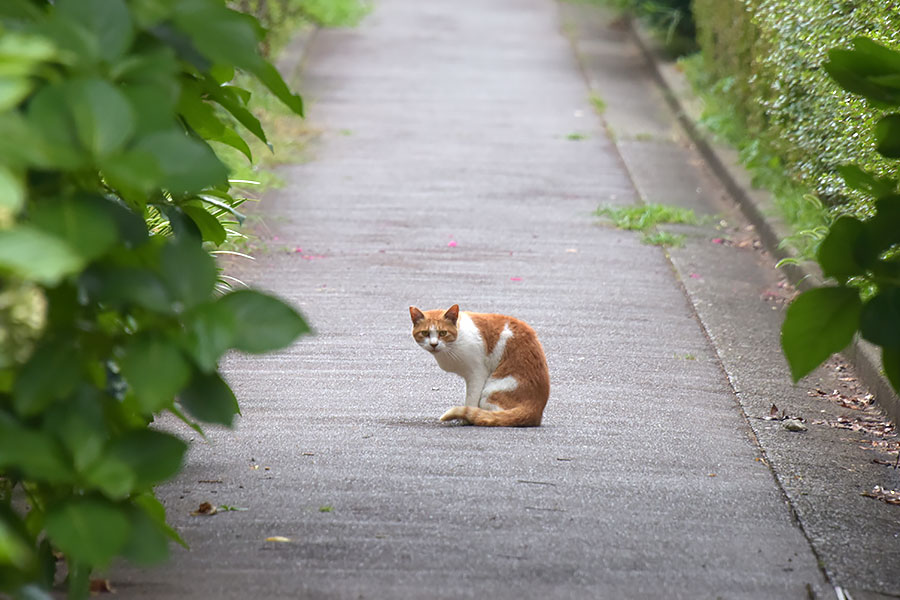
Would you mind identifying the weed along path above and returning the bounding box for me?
[112,1,900,598]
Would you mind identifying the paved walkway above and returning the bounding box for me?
[113,1,900,598]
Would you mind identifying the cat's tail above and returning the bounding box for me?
[439,405,541,427]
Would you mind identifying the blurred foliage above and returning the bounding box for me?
[571,0,696,55]
[0,0,313,597]
[231,0,370,55]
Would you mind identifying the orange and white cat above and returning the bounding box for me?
[409,304,550,426]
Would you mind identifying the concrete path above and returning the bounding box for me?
[113,1,900,598]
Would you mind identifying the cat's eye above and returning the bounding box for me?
[438,330,447,337]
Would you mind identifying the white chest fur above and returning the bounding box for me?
[433,313,515,408]
[433,313,486,378]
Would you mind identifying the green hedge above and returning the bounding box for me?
[691,0,900,214]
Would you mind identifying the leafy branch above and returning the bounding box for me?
[0,0,309,597]
[781,38,900,394]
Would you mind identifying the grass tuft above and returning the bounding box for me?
[596,203,699,230]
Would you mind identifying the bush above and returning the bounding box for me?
[0,0,309,597]
[691,0,900,214]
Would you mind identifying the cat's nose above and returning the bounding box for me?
[429,340,438,348]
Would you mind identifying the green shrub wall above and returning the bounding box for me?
[691,0,900,213]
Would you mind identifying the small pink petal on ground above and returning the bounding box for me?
[272,236,279,241]
[447,240,457,248]
[711,238,724,244]
[510,277,523,282]
[689,273,701,279]
[294,247,303,253]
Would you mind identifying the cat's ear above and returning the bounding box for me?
[444,304,459,324]
[409,306,425,324]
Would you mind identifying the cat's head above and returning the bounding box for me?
[409,305,460,354]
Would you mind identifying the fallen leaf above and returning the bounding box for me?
[90,579,114,593]
[565,248,578,253]
[862,485,900,505]
[266,536,292,543]
[708,473,717,477]
[192,502,217,516]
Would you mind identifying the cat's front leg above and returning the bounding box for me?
[464,378,486,407]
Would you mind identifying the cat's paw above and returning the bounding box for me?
[440,406,468,422]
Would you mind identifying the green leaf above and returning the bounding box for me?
[119,335,191,414]
[815,216,873,283]
[824,38,900,106]
[159,235,217,310]
[134,128,228,195]
[67,78,136,157]
[12,341,81,417]
[82,455,135,500]
[24,85,86,169]
[172,0,263,72]
[781,286,862,382]
[252,61,304,117]
[212,125,253,162]
[183,301,237,372]
[860,288,900,350]
[0,225,84,286]
[55,0,134,63]
[130,0,176,27]
[0,415,73,483]
[198,192,246,224]
[107,430,186,488]
[866,195,900,253]
[0,514,34,570]
[883,346,900,396]
[122,82,177,136]
[0,165,24,213]
[837,164,896,197]
[179,371,239,427]
[182,204,227,245]
[178,84,254,160]
[120,504,170,565]
[102,149,166,203]
[875,114,900,158]
[0,77,32,111]
[80,266,173,314]
[202,81,267,144]
[45,498,131,568]
[133,492,187,548]
[218,290,310,354]
[99,198,150,248]
[29,196,118,262]
[43,386,107,471]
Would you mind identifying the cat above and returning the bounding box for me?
[408,304,550,426]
